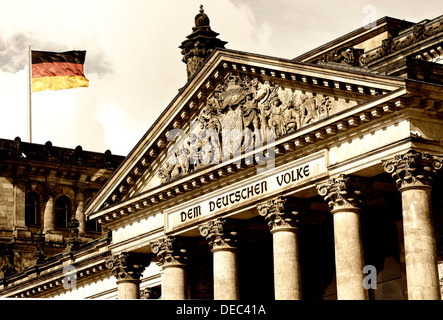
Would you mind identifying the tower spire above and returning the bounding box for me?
[179,5,227,80]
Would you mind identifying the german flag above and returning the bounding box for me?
[31,50,89,92]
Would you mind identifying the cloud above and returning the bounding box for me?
[0,32,113,76]
[0,33,31,73]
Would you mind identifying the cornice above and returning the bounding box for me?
[293,16,414,63]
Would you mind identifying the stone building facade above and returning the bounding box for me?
[1,8,443,300]
[0,137,124,291]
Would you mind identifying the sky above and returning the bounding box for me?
[0,0,442,157]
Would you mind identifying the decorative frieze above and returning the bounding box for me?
[359,19,443,65]
[257,197,300,231]
[316,174,371,212]
[199,218,238,251]
[382,150,443,191]
[150,236,188,267]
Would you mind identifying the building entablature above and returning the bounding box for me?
[85,48,443,230]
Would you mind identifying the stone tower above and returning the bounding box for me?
[180,5,227,80]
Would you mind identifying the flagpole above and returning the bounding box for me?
[27,45,32,143]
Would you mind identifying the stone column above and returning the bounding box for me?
[382,150,443,300]
[199,218,239,300]
[43,186,56,233]
[257,196,302,300]
[317,174,370,300]
[151,236,188,300]
[74,187,86,234]
[106,252,151,299]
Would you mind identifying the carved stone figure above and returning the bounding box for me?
[300,94,317,126]
[267,93,285,137]
[283,103,300,134]
[158,73,335,184]
[318,47,364,66]
[318,96,332,119]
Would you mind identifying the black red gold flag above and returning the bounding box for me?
[31,50,89,92]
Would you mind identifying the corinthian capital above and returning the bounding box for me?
[382,150,443,190]
[257,197,300,231]
[199,218,238,252]
[150,236,188,267]
[317,175,371,213]
[105,252,151,282]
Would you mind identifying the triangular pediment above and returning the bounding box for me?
[85,48,406,221]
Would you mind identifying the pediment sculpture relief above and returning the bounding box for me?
[158,73,334,184]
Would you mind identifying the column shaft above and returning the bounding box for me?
[163,265,187,300]
[43,196,55,233]
[213,247,239,300]
[199,218,240,300]
[383,150,443,300]
[117,279,141,299]
[401,187,440,299]
[333,209,367,300]
[272,228,301,300]
[151,236,188,300]
[317,174,370,300]
[257,196,302,300]
[106,252,150,300]
[74,190,86,234]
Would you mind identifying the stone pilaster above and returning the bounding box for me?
[199,218,239,300]
[13,178,26,229]
[317,174,371,300]
[257,196,302,300]
[151,236,188,300]
[382,150,443,300]
[106,252,151,299]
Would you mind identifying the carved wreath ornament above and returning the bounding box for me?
[159,73,333,184]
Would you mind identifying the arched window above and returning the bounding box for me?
[55,196,71,229]
[25,192,40,226]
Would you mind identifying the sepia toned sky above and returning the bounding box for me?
[0,0,442,156]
